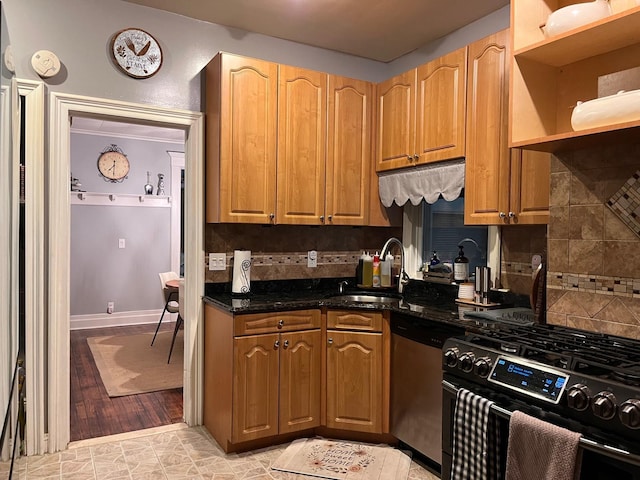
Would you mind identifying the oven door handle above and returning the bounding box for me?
[443,379,640,468]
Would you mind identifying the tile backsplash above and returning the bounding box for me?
[547,142,640,339]
[204,224,401,283]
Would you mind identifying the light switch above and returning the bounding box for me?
[118,238,125,249]
[209,252,226,271]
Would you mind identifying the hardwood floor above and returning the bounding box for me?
[70,322,183,442]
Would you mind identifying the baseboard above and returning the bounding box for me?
[70,309,176,330]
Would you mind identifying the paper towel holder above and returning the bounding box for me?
[231,249,252,297]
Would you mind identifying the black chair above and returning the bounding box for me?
[152,272,183,363]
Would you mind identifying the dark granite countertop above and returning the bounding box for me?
[203,278,529,331]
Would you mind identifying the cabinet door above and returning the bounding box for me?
[375,70,416,172]
[464,29,511,225]
[326,75,373,226]
[326,331,383,433]
[509,149,550,224]
[415,47,467,164]
[206,53,278,223]
[232,333,279,442]
[277,65,327,225]
[279,330,321,434]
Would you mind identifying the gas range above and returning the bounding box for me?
[442,324,640,445]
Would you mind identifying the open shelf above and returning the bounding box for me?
[509,0,640,152]
[514,6,640,67]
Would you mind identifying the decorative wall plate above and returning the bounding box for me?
[110,28,163,79]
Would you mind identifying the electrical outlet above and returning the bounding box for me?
[209,252,226,271]
[118,238,125,249]
[308,250,317,268]
[107,301,114,314]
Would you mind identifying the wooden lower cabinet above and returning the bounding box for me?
[325,309,389,434]
[325,330,383,433]
[204,306,321,450]
[233,329,321,442]
[204,305,388,451]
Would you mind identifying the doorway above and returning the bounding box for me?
[45,93,204,453]
[68,118,186,441]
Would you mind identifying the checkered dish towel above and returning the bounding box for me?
[451,388,502,480]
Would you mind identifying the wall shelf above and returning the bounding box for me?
[70,191,172,207]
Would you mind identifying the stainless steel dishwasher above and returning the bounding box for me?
[390,313,464,468]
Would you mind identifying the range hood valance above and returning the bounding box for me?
[378,159,465,207]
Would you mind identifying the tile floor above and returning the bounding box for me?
[1,424,440,479]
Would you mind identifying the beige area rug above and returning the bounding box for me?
[271,438,411,480]
[87,330,183,397]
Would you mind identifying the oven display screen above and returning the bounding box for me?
[488,355,569,404]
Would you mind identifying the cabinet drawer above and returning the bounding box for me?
[234,309,321,336]
[327,310,383,332]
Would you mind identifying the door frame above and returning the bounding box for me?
[47,92,204,452]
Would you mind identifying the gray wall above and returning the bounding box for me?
[3,0,509,112]
[70,132,180,315]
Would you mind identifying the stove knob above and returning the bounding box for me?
[566,384,591,412]
[443,348,459,368]
[619,399,640,429]
[474,357,492,378]
[592,391,617,420]
[459,352,476,373]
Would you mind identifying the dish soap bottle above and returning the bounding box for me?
[372,252,381,287]
[381,253,393,287]
[454,245,469,283]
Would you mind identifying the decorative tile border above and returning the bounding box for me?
[206,251,363,269]
[607,170,640,239]
[547,271,640,298]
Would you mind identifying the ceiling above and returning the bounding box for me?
[121,0,509,62]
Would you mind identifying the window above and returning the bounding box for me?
[402,197,498,280]
[422,197,487,275]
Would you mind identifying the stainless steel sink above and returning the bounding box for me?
[331,294,400,304]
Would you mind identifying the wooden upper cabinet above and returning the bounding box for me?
[375,70,416,172]
[375,46,467,173]
[415,47,467,164]
[509,149,550,225]
[277,65,327,225]
[464,29,549,225]
[205,53,278,223]
[326,76,373,226]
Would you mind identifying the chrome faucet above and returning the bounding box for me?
[338,280,349,294]
[380,237,410,294]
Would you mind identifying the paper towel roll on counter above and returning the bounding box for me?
[232,250,251,294]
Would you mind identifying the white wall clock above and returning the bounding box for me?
[110,28,163,79]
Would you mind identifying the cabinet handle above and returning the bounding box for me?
[269,213,275,221]
[413,154,419,160]
[274,340,280,349]
[278,319,284,328]
[406,155,413,162]
[328,215,332,222]
[328,338,333,345]
[499,212,506,219]
[320,215,324,223]
[283,340,289,349]
[508,211,515,218]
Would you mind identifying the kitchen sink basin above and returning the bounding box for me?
[330,294,401,304]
